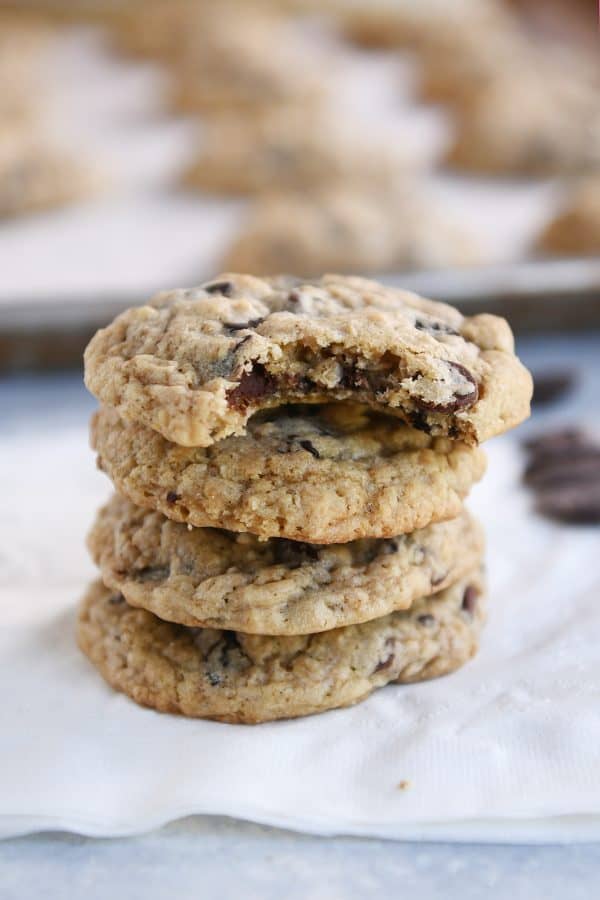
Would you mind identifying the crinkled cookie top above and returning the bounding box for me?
[84,273,532,447]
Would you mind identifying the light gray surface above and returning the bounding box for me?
[2,816,600,900]
[2,333,600,895]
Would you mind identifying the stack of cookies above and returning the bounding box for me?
[79,274,532,723]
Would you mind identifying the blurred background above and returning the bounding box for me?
[2,2,600,866]
[0,0,599,370]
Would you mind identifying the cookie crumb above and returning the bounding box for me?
[397,779,411,791]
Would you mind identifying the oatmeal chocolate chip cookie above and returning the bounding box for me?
[536,177,600,257]
[77,571,485,723]
[88,493,484,634]
[91,404,486,542]
[84,274,532,448]
[222,186,478,277]
[183,111,414,196]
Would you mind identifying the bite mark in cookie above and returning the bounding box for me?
[84,273,532,448]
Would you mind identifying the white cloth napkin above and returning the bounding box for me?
[2,403,600,842]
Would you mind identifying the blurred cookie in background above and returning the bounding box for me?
[536,177,600,257]
[0,125,99,218]
[0,13,53,121]
[163,5,323,115]
[445,64,600,175]
[416,27,531,109]
[0,12,100,218]
[0,0,149,22]
[222,185,479,277]
[113,0,228,61]
[182,108,417,196]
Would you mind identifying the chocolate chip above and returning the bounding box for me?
[462,585,479,614]
[207,672,221,686]
[218,631,240,669]
[414,317,459,337]
[413,362,479,414]
[166,491,180,504]
[272,539,320,569]
[224,316,265,332]
[431,571,448,587]
[339,363,371,391]
[407,409,432,433]
[531,370,576,407]
[136,566,170,582]
[287,374,316,394]
[417,614,435,626]
[203,280,233,296]
[362,539,399,564]
[374,637,396,672]
[109,593,125,605]
[299,439,320,458]
[227,364,276,410]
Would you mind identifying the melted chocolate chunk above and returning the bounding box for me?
[224,316,265,333]
[203,280,233,297]
[431,571,448,587]
[462,585,479,614]
[414,317,460,337]
[272,540,320,569]
[287,374,316,394]
[227,364,277,410]
[298,439,320,458]
[417,614,435,626]
[207,672,222,686]
[407,409,432,434]
[166,491,180,504]
[219,631,239,669]
[414,361,478,414]
[362,538,400,566]
[374,637,396,672]
[382,539,399,554]
[339,363,371,391]
[136,565,170,582]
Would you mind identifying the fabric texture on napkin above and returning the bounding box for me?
[2,365,600,842]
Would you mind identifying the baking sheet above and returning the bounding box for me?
[0,24,562,307]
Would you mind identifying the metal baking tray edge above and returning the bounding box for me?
[1,258,599,372]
